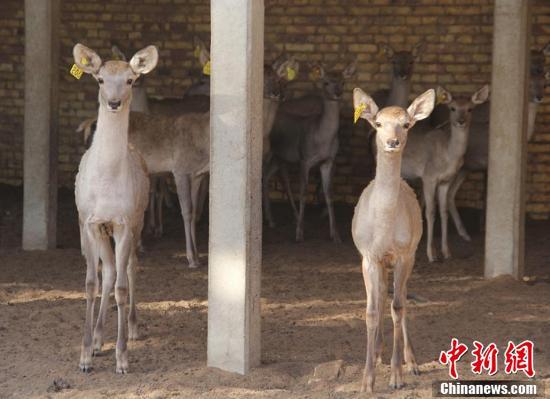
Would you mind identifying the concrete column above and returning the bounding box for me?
[22,0,59,250]
[208,0,264,374]
[485,0,531,279]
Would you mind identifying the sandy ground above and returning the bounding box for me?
[0,185,549,399]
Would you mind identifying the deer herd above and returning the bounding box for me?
[72,39,549,391]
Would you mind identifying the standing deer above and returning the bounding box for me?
[73,43,158,373]
[352,88,435,393]
[444,44,550,241]
[373,42,425,108]
[402,85,490,262]
[263,61,357,242]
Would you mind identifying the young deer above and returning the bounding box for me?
[72,43,158,373]
[444,44,550,241]
[352,88,435,393]
[402,85,490,262]
[264,61,357,242]
[373,42,425,108]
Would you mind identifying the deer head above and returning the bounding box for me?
[266,54,299,100]
[354,88,435,153]
[309,60,357,100]
[529,43,550,104]
[436,85,490,128]
[381,42,425,81]
[73,43,158,112]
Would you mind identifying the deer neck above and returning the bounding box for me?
[447,123,470,161]
[130,86,149,113]
[527,101,538,141]
[90,102,131,175]
[263,97,279,138]
[388,77,410,108]
[373,148,402,211]
[320,96,340,133]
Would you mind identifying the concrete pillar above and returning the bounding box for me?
[22,0,59,250]
[208,0,264,374]
[485,0,531,279]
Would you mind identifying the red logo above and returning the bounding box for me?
[504,340,535,378]
[439,338,469,379]
[471,341,499,376]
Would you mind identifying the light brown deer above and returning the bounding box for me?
[352,88,435,393]
[73,43,158,374]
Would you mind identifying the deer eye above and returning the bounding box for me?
[97,77,104,84]
[467,108,472,113]
[403,122,410,129]
[127,79,133,85]
[375,121,382,128]
[450,106,456,112]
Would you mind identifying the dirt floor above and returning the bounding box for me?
[0,185,549,398]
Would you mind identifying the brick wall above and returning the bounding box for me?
[1,0,549,219]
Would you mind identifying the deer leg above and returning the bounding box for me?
[438,182,451,260]
[112,223,132,374]
[93,235,115,355]
[127,249,138,340]
[153,178,165,238]
[375,265,388,365]
[280,164,298,220]
[296,162,311,242]
[262,158,280,228]
[399,256,419,375]
[423,180,438,262]
[361,256,383,394]
[79,224,100,372]
[320,159,341,243]
[448,170,471,241]
[174,173,199,269]
[196,174,209,223]
[190,173,205,264]
[390,257,412,389]
[146,176,157,235]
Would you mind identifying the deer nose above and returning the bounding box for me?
[535,95,543,103]
[108,100,122,110]
[387,138,400,149]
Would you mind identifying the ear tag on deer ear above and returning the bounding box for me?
[202,60,211,76]
[81,57,89,66]
[70,64,84,80]
[354,103,366,124]
[286,67,296,81]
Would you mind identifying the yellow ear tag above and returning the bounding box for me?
[436,91,447,104]
[354,103,366,124]
[70,64,84,80]
[286,67,296,81]
[202,60,211,76]
[81,57,89,65]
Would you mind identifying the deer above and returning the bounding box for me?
[401,85,490,262]
[263,60,357,242]
[372,42,425,109]
[443,44,550,241]
[72,43,158,374]
[78,55,297,268]
[352,88,435,393]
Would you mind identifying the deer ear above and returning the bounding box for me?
[342,60,357,80]
[73,44,102,74]
[407,89,435,122]
[543,43,550,57]
[471,84,490,105]
[130,45,159,75]
[381,44,394,59]
[436,86,452,104]
[353,88,378,126]
[111,45,127,61]
[545,71,550,81]
[309,62,325,81]
[412,42,426,60]
[193,36,210,67]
